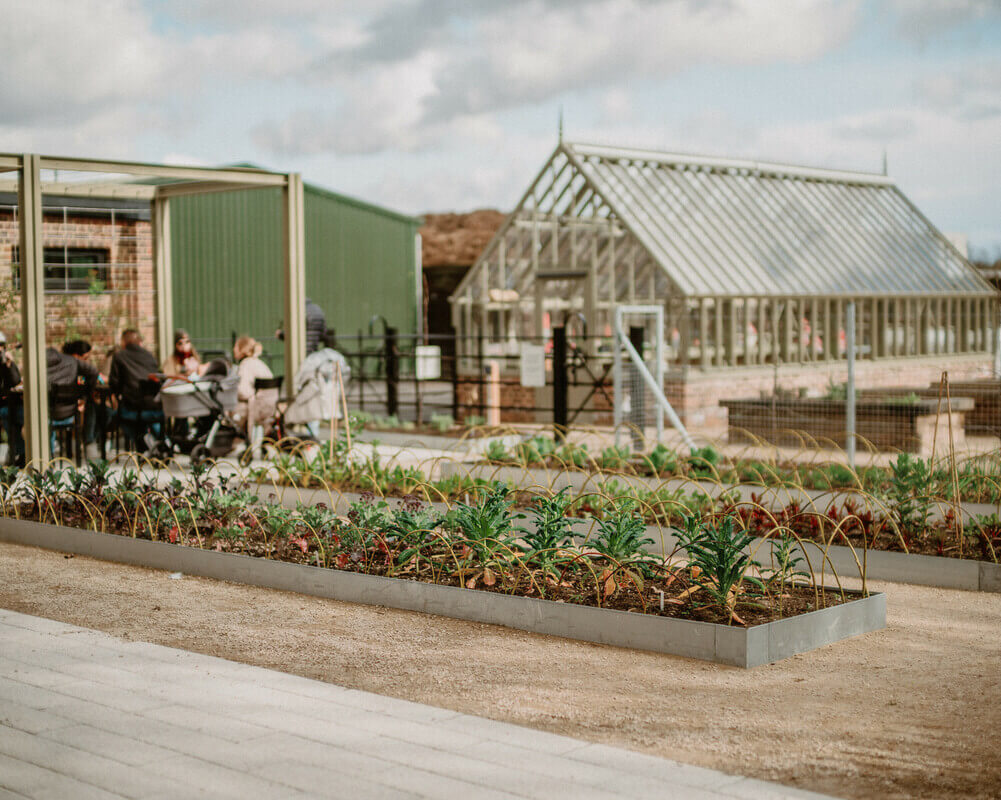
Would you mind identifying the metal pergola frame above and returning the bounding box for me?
[0,153,306,465]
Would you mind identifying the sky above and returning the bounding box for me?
[2,0,1000,257]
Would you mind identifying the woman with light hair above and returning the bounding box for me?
[232,336,278,433]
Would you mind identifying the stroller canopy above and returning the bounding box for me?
[284,348,350,424]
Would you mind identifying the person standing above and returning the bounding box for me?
[277,298,328,355]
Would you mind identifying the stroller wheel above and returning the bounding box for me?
[189,444,210,465]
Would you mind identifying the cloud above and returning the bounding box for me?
[889,0,1001,42]
[257,0,860,157]
[0,0,165,124]
[832,112,917,141]
[422,0,859,120]
[914,60,1001,123]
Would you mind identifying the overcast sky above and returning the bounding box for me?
[2,0,1000,255]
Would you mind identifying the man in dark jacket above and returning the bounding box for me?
[277,298,328,355]
[108,329,162,451]
[63,340,105,459]
[47,347,97,421]
[305,297,327,355]
[0,333,23,466]
[108,330,159,411]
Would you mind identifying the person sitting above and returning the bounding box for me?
[108,329,161,452]
[47,346,97,457]
[162,329,202,378]
[232,336,278,434]
[0,332,24,466]
[160,329,204,441]
[63,340,104,460]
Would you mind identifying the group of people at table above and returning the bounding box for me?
[0,328,277,466]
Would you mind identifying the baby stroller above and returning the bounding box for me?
[152,360,241,464]
[283,348,351,435]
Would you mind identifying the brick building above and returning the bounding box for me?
[0,192,154,355]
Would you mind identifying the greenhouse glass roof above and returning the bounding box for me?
[562,142,994,298]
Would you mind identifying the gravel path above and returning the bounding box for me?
[1,541,998,800]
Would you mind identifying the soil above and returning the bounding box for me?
[8,506,842,627]
[2,541,999,800]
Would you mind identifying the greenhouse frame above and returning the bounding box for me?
[451,142,999,370]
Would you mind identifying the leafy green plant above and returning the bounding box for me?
[347,495,392,532]
[882,392,921,407]
[484,440,512,463]
[518,488,577,552]
[513,435,556,466]
[643,444,678,476]
[448,483,515,565]
[554,442,589,469]
[463,414,486,427]
[824,380,859,402]
[589,501,655,572]
[675,515,763,621]
[598,445,631,471]
[687,446,720,478]
[885,454,933,534]
[430,413,454,433]
[812,463,857,490]
[389,495,439,539]
[762,534,810,589]
[350,410,373,427]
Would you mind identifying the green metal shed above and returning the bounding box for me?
[168,181,421,370]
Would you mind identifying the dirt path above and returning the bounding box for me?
[1,540,999,800]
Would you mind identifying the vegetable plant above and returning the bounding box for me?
[675,515,763,623]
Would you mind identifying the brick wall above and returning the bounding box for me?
[673,355,995,437]
[455,352,995,435]
[0,210,156,359]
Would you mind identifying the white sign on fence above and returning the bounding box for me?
[520,343,546,387]
[415,345,441,380]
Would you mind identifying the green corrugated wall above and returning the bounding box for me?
[169,184,419,372]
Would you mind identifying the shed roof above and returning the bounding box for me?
[562,142,994,298]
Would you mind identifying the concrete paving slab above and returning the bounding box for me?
[0,608,842,800]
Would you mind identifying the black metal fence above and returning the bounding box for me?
[325,328,617,432]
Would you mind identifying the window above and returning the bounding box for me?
[11,247,110,293]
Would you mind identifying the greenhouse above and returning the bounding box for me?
[451,141,999,370]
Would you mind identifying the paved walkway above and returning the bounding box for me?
[0,609,836,800]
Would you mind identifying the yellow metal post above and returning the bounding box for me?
[18,154,49,466]
[282,173,307,381]
[152,194,173,364]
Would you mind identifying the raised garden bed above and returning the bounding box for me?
[861,380,1001,437]
[721,397,974,455]
[435,461,998,521]
[354,428,520,454]
[466,435,1001,505]
[0,462,888,666]
[0,516,884,668]
[245,482,1001,593]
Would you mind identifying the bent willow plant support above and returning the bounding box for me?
[0,456,892,665]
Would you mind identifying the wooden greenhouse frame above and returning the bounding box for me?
[451,142,999,371]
